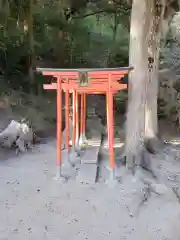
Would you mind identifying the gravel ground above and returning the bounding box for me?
[0,139,180,240]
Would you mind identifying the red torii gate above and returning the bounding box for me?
[37,67,132,180]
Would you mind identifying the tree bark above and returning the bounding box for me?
[26,0,35,93]
[145,0,165,141]
[125,0,152,170]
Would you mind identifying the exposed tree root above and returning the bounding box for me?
[145,137,164,154]
[128,167,167,217]
[120,145,159,178]
[118,130,180,217]
[126,139,180,217]
[129,183,151,217]
[139,148,157,177]
[128,159,180,217]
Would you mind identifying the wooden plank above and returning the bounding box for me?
[43,84,57,90]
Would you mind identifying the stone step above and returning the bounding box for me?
[77,117,102,184]
[76,164,98,184]
[102,137,124,148]
[81,146,100,164]
[87,137,101,146]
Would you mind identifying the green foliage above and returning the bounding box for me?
[0,0,130,94]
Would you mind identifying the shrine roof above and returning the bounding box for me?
[36,67,133,73]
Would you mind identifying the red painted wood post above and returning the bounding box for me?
[72,90,76,150]
[106,74,115,179]
[80,93,84,142]
[79,93,87,147]
[56,76,63,178]
[65,88,70,153]
[83,93,87,141]
[75,91,79,149]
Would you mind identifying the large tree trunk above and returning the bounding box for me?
[125,0,152,170]
[124,0,180,217]
[26,0,35,93]
[145,1,165,142]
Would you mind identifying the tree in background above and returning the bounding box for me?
[0,0,131,93]
[125,0,179,171]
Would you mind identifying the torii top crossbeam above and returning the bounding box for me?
[37,67,132,181]
[37,67,131,93]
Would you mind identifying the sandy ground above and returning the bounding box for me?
[0,138,180,240]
